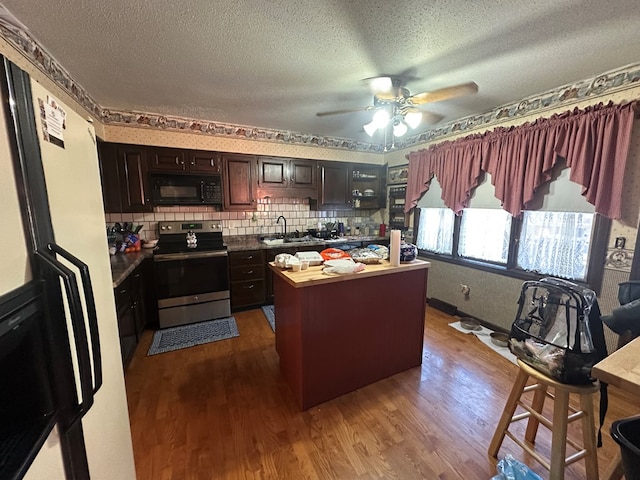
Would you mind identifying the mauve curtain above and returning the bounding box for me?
[405,101,637,219]
[406,136,484,214]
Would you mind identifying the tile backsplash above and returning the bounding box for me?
[106,198,385,240]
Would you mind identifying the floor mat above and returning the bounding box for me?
[147,317,239,355]
[261,305,275,332]
[449,321,517,365]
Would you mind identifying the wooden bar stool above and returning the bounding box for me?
[488,359,600,480]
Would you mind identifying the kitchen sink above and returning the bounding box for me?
[284,236,316,243]
[261,238,285,245]
[261,235,323,245]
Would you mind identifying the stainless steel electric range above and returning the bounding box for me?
[153,221,230,328]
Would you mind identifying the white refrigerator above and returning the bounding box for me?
[0,58,136,479]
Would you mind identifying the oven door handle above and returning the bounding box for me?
[154,250,229,261]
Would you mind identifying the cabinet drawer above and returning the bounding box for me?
[231,279,266,308]
[230,264,264,282]
[229,250,265,267]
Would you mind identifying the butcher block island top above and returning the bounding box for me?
[270,259,430,410]
[269,258,431,287]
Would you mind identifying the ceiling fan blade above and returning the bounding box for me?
[421,111,446,125]
[316,106,373,117]
[409,82,478,105]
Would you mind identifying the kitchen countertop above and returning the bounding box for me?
[269,259,430,288]
[591,336,640,480]
[110,250,154,288]
[224,235,388,252]
[592,335,640,396]
[109,235,389,287]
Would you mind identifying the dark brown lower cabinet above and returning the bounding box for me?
[114,260,149,369]
[229,250,266,310]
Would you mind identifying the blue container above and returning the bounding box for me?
[611,416,640,480]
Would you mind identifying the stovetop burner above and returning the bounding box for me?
[155,221,226,255]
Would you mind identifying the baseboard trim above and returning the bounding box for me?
[427,297,458,316]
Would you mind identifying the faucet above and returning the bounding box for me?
[276,215,287,239]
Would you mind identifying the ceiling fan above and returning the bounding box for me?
[316,75,478,137]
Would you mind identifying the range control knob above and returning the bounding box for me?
[166,225,172,230]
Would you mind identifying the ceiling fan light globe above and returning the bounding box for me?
[405,111,422,129]
[372,109,390,128]
[370,77,393,92]
[393,121,408,137]
[363,121,378,137]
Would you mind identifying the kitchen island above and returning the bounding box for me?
[270,259,430,410]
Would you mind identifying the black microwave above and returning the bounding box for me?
[150,173,223,206]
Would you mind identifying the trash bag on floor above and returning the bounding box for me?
[491,454,543,480]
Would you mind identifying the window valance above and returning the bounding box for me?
[406,101,637,219]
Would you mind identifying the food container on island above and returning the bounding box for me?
[294,251,323,266]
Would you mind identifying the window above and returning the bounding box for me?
[412,167,606,288]
[415,208,454,254]
[458,209,512,264]
[517,211,594,281]
[415,208,602,283]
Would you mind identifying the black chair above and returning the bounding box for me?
[602,281,640,347]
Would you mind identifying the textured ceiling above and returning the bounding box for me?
[1,0,640,146]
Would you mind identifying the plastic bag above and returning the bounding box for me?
[491,455,542,480]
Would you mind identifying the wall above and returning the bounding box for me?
[108,200,385,242]
[98,73,640,349]
[4,17,640,341]
[390,85,640,352]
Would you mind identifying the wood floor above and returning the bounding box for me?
[125,306,637,479]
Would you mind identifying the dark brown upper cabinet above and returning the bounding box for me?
[257,157,288,190]
[350,164,386,210]
[98,142,152,213]
[256,157,317,198]
[223,154,256,211]
[315,162,386,211]
[147,147,186,171]
[148,147,222,173]
[290,158,316,191]
[317,161,351,210]
[98,141,122,213]
[187,150,222,173]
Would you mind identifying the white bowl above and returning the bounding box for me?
[142,239,158,248]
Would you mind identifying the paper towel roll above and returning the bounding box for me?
[390,230,401,267]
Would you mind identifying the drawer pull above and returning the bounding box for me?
[243,255,253,260]
[243,284,255,289]
[245,270,254,274]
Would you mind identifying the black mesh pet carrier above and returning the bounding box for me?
[509,277,607,385]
